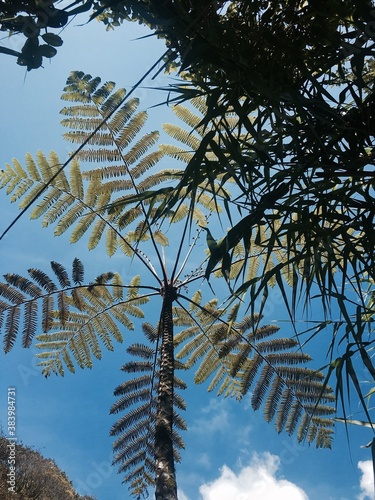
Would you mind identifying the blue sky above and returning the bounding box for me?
[0,12,374,500]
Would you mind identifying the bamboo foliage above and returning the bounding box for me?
[162,99,357,297]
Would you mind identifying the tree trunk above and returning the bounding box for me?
[155,284,178,500]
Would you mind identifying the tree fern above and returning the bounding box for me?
[175,306,335,449]
[0,70,339,498]
[0,259,148,376]
[0,72,225,261]
[110,326,187,499]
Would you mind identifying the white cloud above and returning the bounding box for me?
[199,452,309,500]
[189,398,230,435]
[197,452,212,468]
[189,398,252,444]
[358,460,374,500]
[178,489,189,500]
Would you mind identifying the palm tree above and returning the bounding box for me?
[0,71,335,499]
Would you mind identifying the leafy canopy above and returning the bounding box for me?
[0,71,336,497]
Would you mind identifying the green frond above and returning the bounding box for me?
[153,229,169,246]
[30,187,63,220]
[256,338,298,354]
[173,309,196,328]
[88,218,107,250]
[126,275,141,300]
[111,272,123,300]
[0,164,12,189]
[25,153,41,181]
[194,349,222,385]
[36,150,57,183]
[1,72,172,255]
[61,347,76,373]
[11,157,27,179]
[190,96,208,115]
[69,158,84,198]
[3,164,21,195]
[75,148,122,163]
[190,290,202,310]
[54,204,86,237]
[207,364,227,392]
[248,323,280,341]
[42,193,76,227]
[92,79,117,104]
[37,355,65,377]
[100,87,127,115]
[265,352,312,365]
[48,151,69,191]
[60,117,103,131]
[0,258,143,375]
[69,333,91,368]
[117,206,143,230]
[171,104,204,131]
[285,400,304,434]
[111,303,140,330]
[246,254,261,281]
[107,98,139,134]
[70,212,97,243]
[174,329,204,361]
[60,104,101,117]
[9,178,34,203]
[227,342,252,377]
[116,112,148,151]
[176,304,335,448]
[137,170,182,191]
[275,387,294,433]
[240,354,264,395]
[106,227,118,256]
[159,144,194,163]
[123,132,160,166]
[118,235,135,257]
[163,124,202,151]
[130,151,164,180]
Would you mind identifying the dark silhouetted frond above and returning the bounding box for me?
[111,336,186,499]
[0,259,149,377]
[72,257,84,285]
